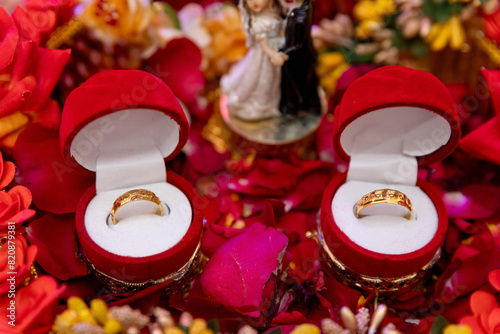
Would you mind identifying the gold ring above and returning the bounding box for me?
[110,189,164,225]
[354,189,413,220]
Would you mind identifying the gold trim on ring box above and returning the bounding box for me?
[82,241,205,294]
[313,213,441,294]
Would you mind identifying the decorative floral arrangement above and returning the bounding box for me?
[1,0,500,334]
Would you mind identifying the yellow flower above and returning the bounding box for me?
[443,324,472,334]
[290,324,321,334]
[353,0,396,38]
[425,16,466,51]
[317,52,350,97]
[90,299,109,325]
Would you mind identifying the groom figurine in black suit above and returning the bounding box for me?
[279,0,321,116]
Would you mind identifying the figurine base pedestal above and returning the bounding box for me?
[204,92,327,157]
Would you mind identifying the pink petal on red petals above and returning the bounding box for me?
[0,7,18,71]
[200,223,288,312]
[0,276,65,334]
[443,184,500,220]
[26,214,88,280]
[13,124,94,213]
[145,37,204,111]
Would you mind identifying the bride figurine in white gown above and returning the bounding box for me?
[220,0,289,121]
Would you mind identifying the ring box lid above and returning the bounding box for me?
[60,70,190,192]
[333,66,460,185]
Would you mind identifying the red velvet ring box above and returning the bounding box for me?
[60,70,203,286]
[319,66,461,293]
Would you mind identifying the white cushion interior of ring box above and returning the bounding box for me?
[331,106,451,255]
[70,109,192,257]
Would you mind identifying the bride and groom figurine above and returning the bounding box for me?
[221,0,321,122]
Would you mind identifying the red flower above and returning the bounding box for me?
[0,151,15,189]
[26,214,88,280]
[0,276,65,334]
[200,223,289,317]
[459,269,500,333]
[0,6,70,148]
[0,185,35,235]
[13,124,94,214]
[0,236,37,295]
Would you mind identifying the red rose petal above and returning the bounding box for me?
[13,124,94,213]
[0,7,19,71]
[460,118,500,165]
[488,308,500,332]
[26,214,88,280]
[488,269,500,292]
[0,160,16,189]
[146,37,204,109]
[0,276,65,334]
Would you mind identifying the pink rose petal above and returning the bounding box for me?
[200,223,288,312]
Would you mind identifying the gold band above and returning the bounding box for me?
[110,189,164,225]
[354,189,413,220]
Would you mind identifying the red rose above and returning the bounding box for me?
[0,276,65,334]
[0,152,15,190]
[0,185,35,236]
[0,236,37,295]
[0,6,70,148]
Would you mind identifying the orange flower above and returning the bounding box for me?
[460,269,500,333]
[202,3,248,80]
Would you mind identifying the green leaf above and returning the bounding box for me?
[207,319,220,333]
[340,46,375,64]
[157,2,181,29]
[422,0,465,22]
[409,39,429,58]
[430,315,449,334]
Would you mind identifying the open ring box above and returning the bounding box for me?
[60,70,204,293]
[318,66,461,295]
